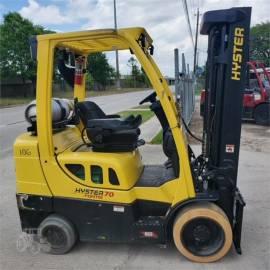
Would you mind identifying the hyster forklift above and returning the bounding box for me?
[14,7,251,263]
[201,60,270,125]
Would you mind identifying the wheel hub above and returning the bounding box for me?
[181,217,225,256]
[193,224,211,242]
[43,226,67,247]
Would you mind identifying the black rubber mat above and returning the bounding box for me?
[136,165,175,187]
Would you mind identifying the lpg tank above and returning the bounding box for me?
[25,98,74,124]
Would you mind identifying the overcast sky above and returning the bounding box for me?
[1,0,269,76]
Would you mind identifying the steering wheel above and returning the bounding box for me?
[139,92,157,105]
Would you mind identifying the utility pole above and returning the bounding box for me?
[113,0,121,89]
[193,8,199,74]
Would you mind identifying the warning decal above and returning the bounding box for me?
[226,144,235,153]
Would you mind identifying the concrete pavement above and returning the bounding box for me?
[0,88,270,269]
[140,117,161,142]
[0,144,269,270]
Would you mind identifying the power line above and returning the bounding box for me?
[190,0,196,33]
[181,0,194,48]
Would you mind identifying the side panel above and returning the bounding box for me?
[14,133,51,196]
[56,148,143,190]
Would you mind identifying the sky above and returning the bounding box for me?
[0,0,269,77]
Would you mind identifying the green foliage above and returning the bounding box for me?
[0,12,53,81]
[140,67,151,86]
[127,57,150,87]
[195,77,205,95]
[151,130,163,144]
[250,21,270,66]
[85,72,94,90]
[128,57,141,78]
[87,52,115,90]
[119,109,154,124]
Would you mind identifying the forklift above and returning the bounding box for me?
[201,60,270,125]
[242,61,270,124]
[14,7,251,263]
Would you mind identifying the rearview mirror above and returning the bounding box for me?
[149,45,154,56]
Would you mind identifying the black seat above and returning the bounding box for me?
[86,118,143,152]
[76,101,140,127]
[75,101,144,152]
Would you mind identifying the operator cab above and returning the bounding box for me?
[25,36,180,191]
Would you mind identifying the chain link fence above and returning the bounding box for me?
[179,75,195,124]
[174,49,196,125]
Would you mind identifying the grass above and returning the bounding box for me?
[195,79,205,96]
[119,109,154,124]
[0,87,149,107]
[151,129,163,144]
[87,87,148,97]
[0,97,32,107]
[133,104,151,109]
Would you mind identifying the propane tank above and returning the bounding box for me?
[25,98,74,124]
[61,98,74,118]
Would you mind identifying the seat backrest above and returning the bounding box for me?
[163,129,179,177]
[76,101,107,126]
[150,101,169,131]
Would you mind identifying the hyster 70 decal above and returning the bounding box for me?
[74,188,114,200]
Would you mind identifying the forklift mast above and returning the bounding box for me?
[200,7,251,252]
[201,7,251,180]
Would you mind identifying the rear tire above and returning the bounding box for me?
[254,103,270,125]
[173,203,232,263]
[38,214,77,254]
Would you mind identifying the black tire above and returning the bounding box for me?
[200,103,205,117]
[38,214,77,254]
[173,203,232,263]
[254,103,270,126]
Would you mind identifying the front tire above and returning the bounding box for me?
[254,103,270,125]
[38,214,77,254]
[173,203,232,263]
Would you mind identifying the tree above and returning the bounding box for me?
[139,67,151,87]
[127,57,150,88]
[87,53,115,90]
[128,57,141,87]
[0,12,53,82]
[250,21,270,66]
[128,57,141,77]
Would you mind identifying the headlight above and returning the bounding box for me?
[254,93,261,101]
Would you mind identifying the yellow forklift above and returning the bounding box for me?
[14,7,251,262]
